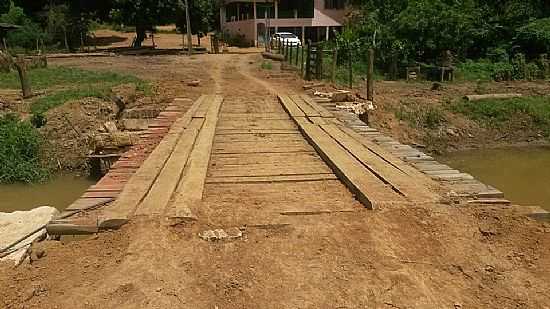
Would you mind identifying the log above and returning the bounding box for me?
[46,222,98,235]
[464,93,522,101]
[261,52,284,62]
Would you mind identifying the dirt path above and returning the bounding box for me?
[1,54,549,309]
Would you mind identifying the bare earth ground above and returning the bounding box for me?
[0,53,548,309]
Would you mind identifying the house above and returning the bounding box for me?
[220,0,349,46]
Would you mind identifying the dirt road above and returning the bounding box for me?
[1,54,549,309]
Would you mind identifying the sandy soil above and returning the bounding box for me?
[1,53,549,309]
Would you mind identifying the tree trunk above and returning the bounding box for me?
[134,25,147,48]
[14,57,32,99]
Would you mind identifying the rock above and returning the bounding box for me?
[122,119,149,131]
[431,82,442,91]
[187,80,201,87]
[446,128,459,137]
[0,206,59,265]
[199,227,243,242]
[103,121,118,133]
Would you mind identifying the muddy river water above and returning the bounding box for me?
[0,174,95,213]
[440,147,550,211]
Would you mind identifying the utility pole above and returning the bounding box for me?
[184,0,193,56]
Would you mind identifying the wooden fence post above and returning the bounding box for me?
[301,45,305,76]
[305,41,312,81]
[289,43,293,64]
[331,47,338,83]
[367,48,374,101]
[316,43,323,80]
[14,57,32,98]
[348,48,353,88]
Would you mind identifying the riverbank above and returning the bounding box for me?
[321,80,550,155]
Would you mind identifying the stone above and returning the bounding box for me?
[199,227,243,242]
[103,121,118,133]
[187,80,201,87]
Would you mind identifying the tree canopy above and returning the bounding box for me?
[347,0,550,65]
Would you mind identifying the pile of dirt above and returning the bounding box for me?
[39,83,171,171]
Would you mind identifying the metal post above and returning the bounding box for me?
[367,48,374,101]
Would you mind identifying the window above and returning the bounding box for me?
[325,0,346,10]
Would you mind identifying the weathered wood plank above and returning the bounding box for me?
[206,173,338,184]
[98,96,207,229]
[167,95,223,224]
[321,124,437,203]
[293,117,406,209]
[278,94,306,117]
[289,94,320,117]
[134,118,204,216]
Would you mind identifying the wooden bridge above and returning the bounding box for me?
[48,92,508,234]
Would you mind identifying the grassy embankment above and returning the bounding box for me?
[0,66,150,183]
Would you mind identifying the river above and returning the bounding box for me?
[0,174,95,213]
[441,147,550,211]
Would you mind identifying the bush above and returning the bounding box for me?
[0,4,45,50]
[516,18,550,55]
[452,96,550,135]
[395,101,446,129]
[0,114,48,183]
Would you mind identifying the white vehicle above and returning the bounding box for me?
[272,32,302,47]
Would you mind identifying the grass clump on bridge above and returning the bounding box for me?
[452,96,550,135]
[0,114,48,183]
[0,66,150,114]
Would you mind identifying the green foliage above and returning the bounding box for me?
[0,114,48,183]
[455,60,513,81]
[0,3,45,50]
[110,0,181,46]
[515,17,550,54]
[0,0,9,14]
[395,100,446,129]
[452,96,550,134]
[0,66,150,114]
[30,113,47,128]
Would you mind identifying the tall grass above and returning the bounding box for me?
[452,96,550,134]
[0,114,48,183]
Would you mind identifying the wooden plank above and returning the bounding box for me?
[65,197,114,211]
[336,124,428,179]
[300,94,333,118]
[134,118,204,216]
[206,173,338,184]
[321,124,437,203]
[294,117,406,209]
[278,94,306,117]
[216,129,298,135]
[289,95,320,117]
[167,95,224,224]
[208,165,332,178]
[98,96,207,229]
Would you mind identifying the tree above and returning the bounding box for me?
[176,0,219,46]
[0,0,10,15]
[111,0,182,47]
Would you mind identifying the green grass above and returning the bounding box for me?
[452,96,550,134]
[0,66,150,114]
[395,101,446,129]
[0,114,48,183]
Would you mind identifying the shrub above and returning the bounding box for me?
[0,4,45,50]
[516,18,550,55]
[395,101,446,129]
[0,114,48,183]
